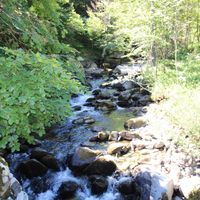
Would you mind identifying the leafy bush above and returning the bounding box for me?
[0,49,82,151]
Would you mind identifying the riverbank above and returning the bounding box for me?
[1,60,200,200]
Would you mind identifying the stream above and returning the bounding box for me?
[6,64,143,200]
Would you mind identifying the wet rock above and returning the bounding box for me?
[124,117,147,130]
[179,176,200,199]
[118,91,132,101]
[57,181,79,199]
[100,82,111,88]
[83,155,117,176]
[89,136,100,142]
[84,117,96,124]
[30,177,50,193]
[68,147,102,173]
[95,99,117,111]
[72,118,84,125]
[117,100,133,107]
[96,90,113,99]
[40,155,60,171]
[91,126,104,132]
[83,102,94,107]
[97,131,109,142]
[86,97,96,103]
[30,148,59,171]
[18,159,48,179]
[30,148,50,160]
[72,117,95,125]
[117,177,140,197]
[131,93,140,101]
[73,105,81,111]
[107,142,130,155]
[89,175,108,195]
[92,89,101,95]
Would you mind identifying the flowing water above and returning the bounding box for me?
[7,75,136,200]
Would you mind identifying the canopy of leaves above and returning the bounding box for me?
[0,0,85,151]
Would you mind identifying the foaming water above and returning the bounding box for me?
[32,168,121,200]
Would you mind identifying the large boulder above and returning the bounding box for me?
[89,175,108,195]
[68,147,102,173]
[107,142,130,155]
[83,155,117,176]
[57,181,79,199]
[40,155,60,171]
[18,159,48,179]
[117,177,141,198]
[31,148,60,171]
[136,170,174,200]
[124,117,147,130]
[135,171,152,200]
[0,157,28,200]
[30,148,50,160]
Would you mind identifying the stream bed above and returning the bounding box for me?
[7,72,140,200]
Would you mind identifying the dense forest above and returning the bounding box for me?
[0,1,200,200]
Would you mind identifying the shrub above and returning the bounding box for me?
[0,48,82,151]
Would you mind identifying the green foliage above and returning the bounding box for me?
[85,0,200,60]
[143,55,200,151]
[0,49,82,151]
[0,0,87,150]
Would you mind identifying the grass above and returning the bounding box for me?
[143,55,200,155]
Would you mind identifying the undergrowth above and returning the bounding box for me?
[143,55,200,153]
